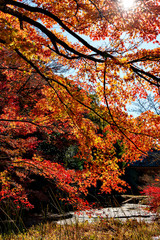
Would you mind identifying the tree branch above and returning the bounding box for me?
[6,0,114,59]
[0,2,108,62]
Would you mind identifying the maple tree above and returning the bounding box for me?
[0,0,160,211]
[141,176,160,213]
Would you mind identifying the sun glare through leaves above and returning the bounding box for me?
[121,0,135,10]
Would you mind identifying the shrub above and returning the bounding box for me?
[141,177,160,213]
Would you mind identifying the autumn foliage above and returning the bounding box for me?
[141,177,160,213]
[0,0,160,211]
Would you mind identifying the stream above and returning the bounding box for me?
[55,203,159,225]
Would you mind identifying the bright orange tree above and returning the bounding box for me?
[0,0,159,210]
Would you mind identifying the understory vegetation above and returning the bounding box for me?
[0,218,160,240]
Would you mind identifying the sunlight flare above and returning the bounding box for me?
[121,0,135,10]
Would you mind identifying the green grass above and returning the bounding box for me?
[0,218,160,240]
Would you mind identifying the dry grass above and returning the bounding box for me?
[0,217,160,240]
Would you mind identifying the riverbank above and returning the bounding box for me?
[1,213,159,240]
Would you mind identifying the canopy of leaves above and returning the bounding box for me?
[0,0,159,211]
